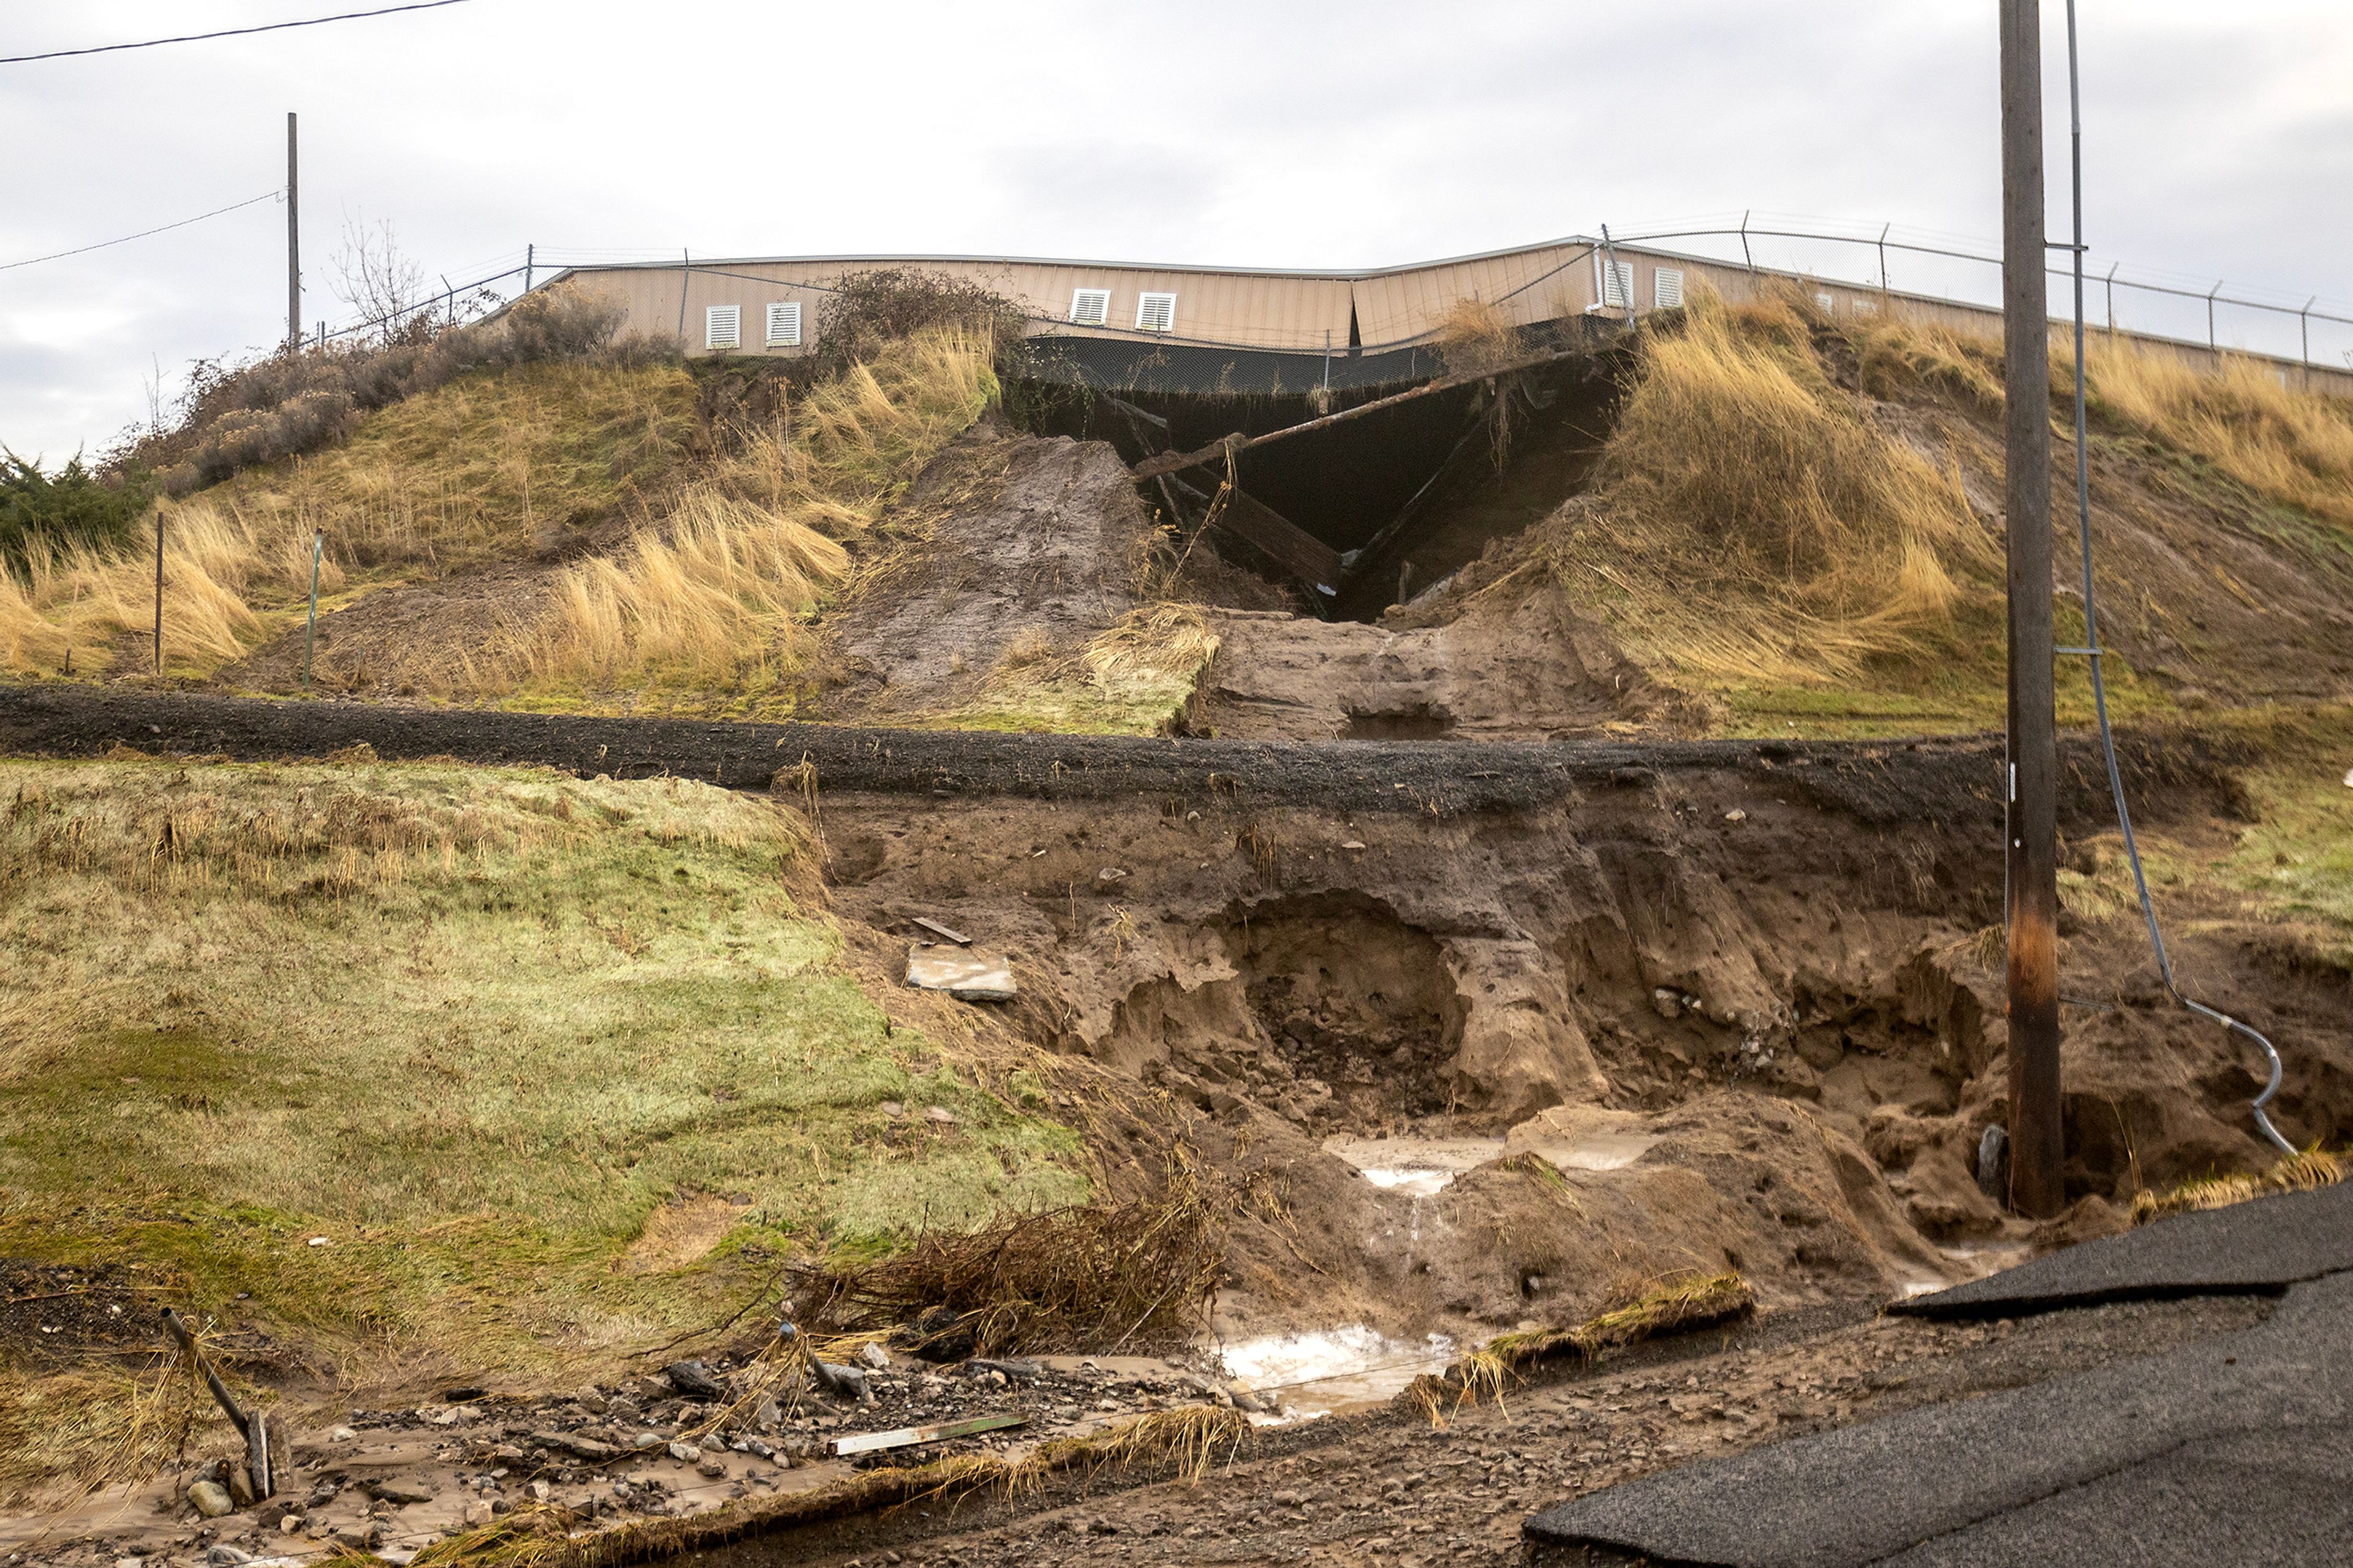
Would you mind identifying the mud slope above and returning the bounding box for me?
[823,426,1157,721]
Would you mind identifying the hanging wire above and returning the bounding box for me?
[2059,0,2296,1156]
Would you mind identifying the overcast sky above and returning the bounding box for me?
[5,0,2349,463]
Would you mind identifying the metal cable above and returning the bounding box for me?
[2059,0,2295,1157]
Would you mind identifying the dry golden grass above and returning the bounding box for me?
[512,328,995,706]
[2131,1149,2344,1224]
[1435,297,1521,377]
[2086,340,2353,530]
[1859,309,2353,532]
[0,363,695,681]
[1546,289,2002,690]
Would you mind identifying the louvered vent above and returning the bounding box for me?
[1136,292,1177,333]
[1653,268,1685,309]
[705,305,741,349]
[765,301,801,347]
[1815,292,1836,315]
[1595,259,1635,310]
[1069,288,1110,326]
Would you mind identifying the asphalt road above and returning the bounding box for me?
[0,683,2234,829]
[1525,1186,2353,1567]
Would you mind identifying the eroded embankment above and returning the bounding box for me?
[2,680,2341,1344]
[806,729,2347,1349]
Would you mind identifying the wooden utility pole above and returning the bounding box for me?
[286,112,301,350]
[2000,0,2066,1218]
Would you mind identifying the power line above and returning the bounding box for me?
[2,1,478,65]
[0,190,279,273]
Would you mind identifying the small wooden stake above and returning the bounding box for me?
[302,529,323,691]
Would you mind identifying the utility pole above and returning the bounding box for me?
[286,112,301,350]
[2000,0,2064,1219]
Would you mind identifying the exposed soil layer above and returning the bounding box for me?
[1194,585,1674,742]
[822,428,1158,721]
[813,756,2350,1350]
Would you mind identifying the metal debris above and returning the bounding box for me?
[906,944,1017,1002]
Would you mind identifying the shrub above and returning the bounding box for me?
[115,282,651,493]
[814,267,1027,377]
[0,451,154,571]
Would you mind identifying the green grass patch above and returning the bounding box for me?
[0,756,1085,1381]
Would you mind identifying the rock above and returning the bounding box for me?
[226,1463,257,1507]
[879,1100,906,1118]
[529,1479,553,1501]
[662,1360,725,1399]
[1724,808,1746,822]
[697,1458,728,1479]
[463,1500,495,1528]
[206,1547,254,1566]
[428,1404,476,1425]
[280,1514,305,1534]
[532,1429,620,1460]
[858,1341,893,1370]
[814,1361,873,1404]
[328,1425,357,1442]
[667,1441,701,1463]
[1096,867,1129,884]
[633,1431,662,1449]
[753,1398,782,1431]
[371,1480,434,1506]
[922,1106,958,1127]
[188,1479,235,1518]
[330,1523,380,1548]
[1650,987,1684,1020]
[1340,840,1366,850]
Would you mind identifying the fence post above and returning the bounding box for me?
[153,507,164,676]
[303,530,324,692]
[2105,262,2117,332]
[1740,210,1754,275]
[1878,222,1891,294]
[677,249,691,343]
[2302,296,2315,389]
[2207,279,2222,355]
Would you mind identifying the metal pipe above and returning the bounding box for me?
[2059,0,2297,1158]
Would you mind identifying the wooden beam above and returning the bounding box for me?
[830,1412,1028,1457]
[1129,341,1608,481]
[1213,489,1344,595]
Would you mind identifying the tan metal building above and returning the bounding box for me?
[543,239,2353,399]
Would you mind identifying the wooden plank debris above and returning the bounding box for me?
[912,916,971,945]
[1215,490,1345,596]
[830,1412,1029,1458]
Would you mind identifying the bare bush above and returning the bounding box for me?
[331,216,428,343]
[814,267,1027,377]
[114,282,646,492]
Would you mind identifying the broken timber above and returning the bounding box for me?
[1128,342,1597,481]
[162,1308,275,1501]
[830,1412,1028,1458]
[1215,489,1344,596]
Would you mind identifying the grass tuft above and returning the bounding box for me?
[2131,1149,2344,1224]
[1404,1271,1756,1425]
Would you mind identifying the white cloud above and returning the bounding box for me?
[2,0,2349,460]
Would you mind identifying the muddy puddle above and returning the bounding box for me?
[1322,1127,1661,1194]
[1216,1324,1457,1423]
